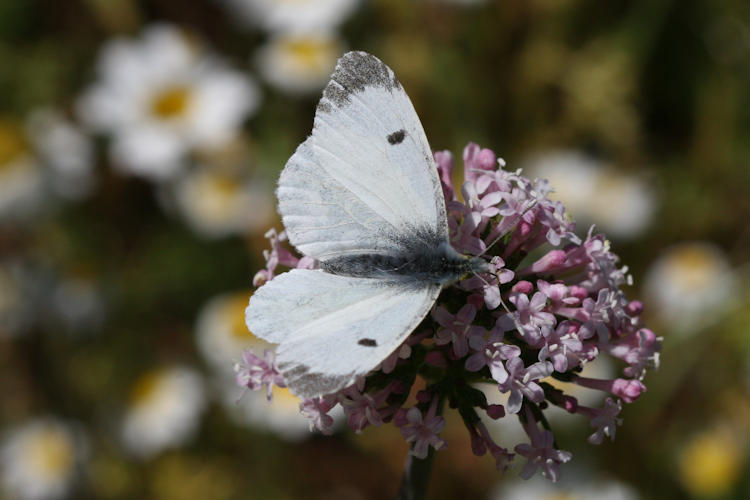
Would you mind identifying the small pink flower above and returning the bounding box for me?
[339,385,391,433]
[538,321,583,373]
[465,330,520,384]
[300,396,338,435]
[398,398,447,459]
[433,304,485,358]
[434,150,455,201]
[577,397,623,444]
[515,406,572,482]
[496,291,555,347]
[573,376,647,403]
[234,349,285,401]
[515,427,572,482]
[498,358,553,414]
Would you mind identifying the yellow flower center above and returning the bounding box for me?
[271,386,301,411]
[130,371,163,406]
[0,120,29,168]
[679,428,742,497]
[224,292,256,342]
[150,86,192,120]
[26,427,75,479]
[666,245,723,291]
[281,37,337,72]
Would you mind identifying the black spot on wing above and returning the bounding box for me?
[358,338,377,347]
[387,129,406,145]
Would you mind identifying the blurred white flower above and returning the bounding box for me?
[524,151,655,239]
[0,120,44,220]
[222,0,361,33]
[644,242,737,337]
[26,109,95,200]
[174,166,274,239]
[121,367,207,458]
[196,290,258,374]
[492,475,639,500]
[224,384,318,441]
[256,32,343,95]
[77,24,260,181]
[1,417,88,500]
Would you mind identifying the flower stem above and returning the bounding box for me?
[397,445,437,500]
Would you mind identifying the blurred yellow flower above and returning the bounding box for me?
[644,242,736,337]
[256,32,343,95]
[1,418,87,500]
[678,426,743,498]
[0,120,43,220]
[173,166,274,239]
[121,367,206,459]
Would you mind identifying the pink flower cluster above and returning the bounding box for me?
[236,143,661,481]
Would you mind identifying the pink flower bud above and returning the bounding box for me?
[487,404,505,419]
[626,300,644,316]
[511,280,534,294]
[425,350,448,368]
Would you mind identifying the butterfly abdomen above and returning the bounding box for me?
[321,239,485,286]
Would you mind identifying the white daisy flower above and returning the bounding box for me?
[121,367,207,459]
[492,475,639,500]
[26,108,95,200]
[524,151,656,239]
[77,24,260,181]
[196,290,259,373]
[1,417,88,500]
[0,119,44,220]
[174,166,274,239]
[587,168,656,239]
[222,0,361,33]
[224,384,317,441]
[256,31,343,95]
[644,242,737,337]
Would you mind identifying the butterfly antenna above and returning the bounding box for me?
[470,267,497,288]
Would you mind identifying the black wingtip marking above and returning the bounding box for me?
[358,338,378,347]
[387,129,406,145]
[319,52,400,111]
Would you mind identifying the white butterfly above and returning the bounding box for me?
[246,51,487,398]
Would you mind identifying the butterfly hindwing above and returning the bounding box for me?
[245,269,440,397]
[277,51,448,262]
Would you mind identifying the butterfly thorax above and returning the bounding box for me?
[321,238,488,286]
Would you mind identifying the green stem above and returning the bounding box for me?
[397,447,437,500]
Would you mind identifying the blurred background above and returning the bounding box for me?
[1,0,749,498]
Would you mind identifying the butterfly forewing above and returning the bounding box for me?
[277,51,448,261]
